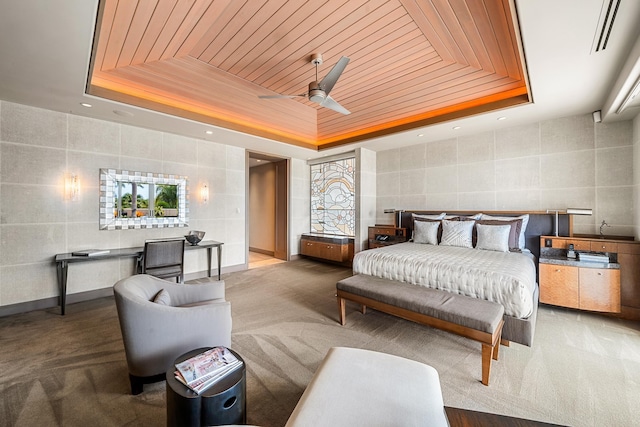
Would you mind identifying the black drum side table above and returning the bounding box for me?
[166,347,246,426]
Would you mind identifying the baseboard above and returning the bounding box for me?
[249,247,275,256]
[183,262,247,281]
[0,287,114,317]
[0,263,249,318]
[619,305,640,321]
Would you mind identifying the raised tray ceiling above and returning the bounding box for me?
[88,0,530,150]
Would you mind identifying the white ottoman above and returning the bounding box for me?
[285,347,448,427]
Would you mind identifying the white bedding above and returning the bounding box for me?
[352,242,537,318]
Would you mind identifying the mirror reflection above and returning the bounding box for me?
[114,182,179,218]
[100,169,188,230]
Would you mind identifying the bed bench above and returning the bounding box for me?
[336,274,505,386]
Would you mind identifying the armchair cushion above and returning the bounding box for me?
[113,274,232,393]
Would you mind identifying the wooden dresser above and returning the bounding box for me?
[539,235,640,319]
[300,233,354,265]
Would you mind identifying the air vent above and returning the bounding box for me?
[593,0,622,53]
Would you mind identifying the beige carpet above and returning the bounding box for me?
[1,258,639,426]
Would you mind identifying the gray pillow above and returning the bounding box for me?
[476,224,511,252]
[412,212,446,220]
[444,213,483,220]
[440,219,474,248]
[413,220,440,245]
[153,288,172,306]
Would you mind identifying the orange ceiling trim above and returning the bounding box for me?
[88,83,320,150]
[317,87,530,148]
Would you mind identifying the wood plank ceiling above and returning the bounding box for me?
[88,0,530,150]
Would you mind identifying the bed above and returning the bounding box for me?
[352,210,572,346]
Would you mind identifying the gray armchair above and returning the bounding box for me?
[113,274,232,394]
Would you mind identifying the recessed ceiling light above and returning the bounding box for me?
[205,130,214,135]
[497,116,507,121]
[417,133,424,137]
[113,109,134,117]
[80,102,92,108]
[453,126,461,130]
[256,159,262,162]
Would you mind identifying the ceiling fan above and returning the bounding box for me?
[259,53,351,115]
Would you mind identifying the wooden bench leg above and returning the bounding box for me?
[338,296,346,325]
[481,343,493,386]
[492,341,500,361]
[361,305,367,314]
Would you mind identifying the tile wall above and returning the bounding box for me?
[289,158,310,256]
[376,113,636,236]
[634,114,640,240]
[356,147,377,251]
[0,101,246,309]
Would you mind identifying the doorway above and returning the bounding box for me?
[247,153,288,269]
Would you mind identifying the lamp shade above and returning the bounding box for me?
[566,208,592,215]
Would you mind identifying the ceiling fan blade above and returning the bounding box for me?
[258,94,305,99]
[319,56,350,95]
[320,95,350,115]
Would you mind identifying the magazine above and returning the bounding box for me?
[174,347,243,394]
[71,249,111,257]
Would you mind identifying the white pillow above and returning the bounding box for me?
[480,214,529,249]
[440,220,474,248]
[476,224,511,252]
[412,212,446,220]
[413,220,439,245]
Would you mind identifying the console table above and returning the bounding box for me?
[54,240,223,315]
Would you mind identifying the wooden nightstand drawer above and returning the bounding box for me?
[539,264,579,309]
[590,241,618,253]
[370,227,396,236]
[579,268,620,312]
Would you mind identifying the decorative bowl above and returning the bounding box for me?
[185,230,205,246]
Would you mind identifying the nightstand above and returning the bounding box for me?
[539,236,621,313]
[368,226,407,249]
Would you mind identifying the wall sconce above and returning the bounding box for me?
[200,184,209,204]
[65,173,80,201]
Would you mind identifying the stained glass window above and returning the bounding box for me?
[310,158,355,236]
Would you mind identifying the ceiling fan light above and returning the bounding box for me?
[309,82,326,103]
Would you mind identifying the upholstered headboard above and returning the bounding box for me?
[398,210,571,262]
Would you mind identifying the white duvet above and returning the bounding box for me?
[353,242,537,318]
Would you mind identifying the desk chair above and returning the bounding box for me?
[142,239,185,283]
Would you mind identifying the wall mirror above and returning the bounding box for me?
[99,168,188,230]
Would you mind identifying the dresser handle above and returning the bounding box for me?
[556,269,560,272]
[602,245,606,249]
